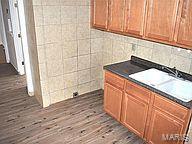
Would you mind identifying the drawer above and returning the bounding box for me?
[105,71,125,90]
[154,94,189,121]
[125,80,151,104]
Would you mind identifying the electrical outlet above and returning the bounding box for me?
[73,92,79,98]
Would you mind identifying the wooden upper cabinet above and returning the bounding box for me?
[124,0,147,37]
[91,0,109,30]
[176,0,192,47]
[108,0,125,32]
[147,109,184,144]
[145,0,180,42]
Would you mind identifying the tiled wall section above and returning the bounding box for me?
[102,32,192,75]
[32,0,104,107]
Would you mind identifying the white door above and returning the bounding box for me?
[8,0,25,75]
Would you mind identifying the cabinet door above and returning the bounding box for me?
[145,0,180,42]
[121,93,149,138]
[177,0,192,47]
[124,0,147,37]
[108,0,125,32]
[104,83,123,121]
[91,0,109,30]
[147,109,184,144]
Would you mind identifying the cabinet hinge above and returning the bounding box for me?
[14,1,18,8]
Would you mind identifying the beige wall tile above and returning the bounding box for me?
[62,41,78,59]
[63,57,77,74]
[91,53,103,68]
[33,0,42,6]
[77,6,90,23]
[39,63,47,81]
[78,55,90,70]
[78,82,91,95]
[47,60,63,77]
[91,38,103,53]
[62,24,77,40]
[91,79,102,91]
[45,43,62,61]
[91,29,104,39]
[138,39,154,48]
[44,25,61,43]
[78,69,91,84]
[61,6,77,24]
[135,46,153,60]
[190,64,192,75]
[48,75,65,93]
[91,67,103,81]
[42,0,60,6]
[76,0,90,6]
[35,26,44,45]
[60,0,77,6]
[37,45,45,63]
[43,6,61,25]
[169,55,191,73]
[78,39,90,56]
[77,23,90,39]
[50,90,65,104]
[63,86,77,99]
[33,6,43,26]
[64,72,78,88]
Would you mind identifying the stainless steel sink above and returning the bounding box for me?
[129,68,192,102]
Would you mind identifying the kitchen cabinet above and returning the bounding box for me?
[91,0,109,30]
[176,0,192,47]
[121,93,149,138]
[108,0,125,32]
[124,0,147,37]
[147,109,184,144]
[104,72,124,121]
[104,71,192,143]
[145,0,180,42]
[147,94,189,144]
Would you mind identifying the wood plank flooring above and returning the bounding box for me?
[0,64,146,144]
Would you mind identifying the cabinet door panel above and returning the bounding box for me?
[121,93,148,138]
[92,0,109,29]
[104,83,123,121]
[148,109,184,144]
[108,0,125,32]
[177,0,192,47]
[145,0,180,42]
[124,0,147,37]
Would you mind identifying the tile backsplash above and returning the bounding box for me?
[102,32,192,75]
[32,0,192,107]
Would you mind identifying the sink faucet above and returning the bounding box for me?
[162,66,182,78]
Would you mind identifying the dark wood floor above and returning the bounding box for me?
[0,64,145,144]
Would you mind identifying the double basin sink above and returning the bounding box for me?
[129,68,192,102]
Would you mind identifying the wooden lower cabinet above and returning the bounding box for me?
[104,83,123,121]
[147,109,184,144]
[104,71,191,144]
[121,93,149,138]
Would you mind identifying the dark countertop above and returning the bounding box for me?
[104,56,192,109]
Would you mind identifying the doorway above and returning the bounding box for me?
[0,0,34,96]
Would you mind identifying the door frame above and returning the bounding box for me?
[0,0,10,63]
[16,0,34,95]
